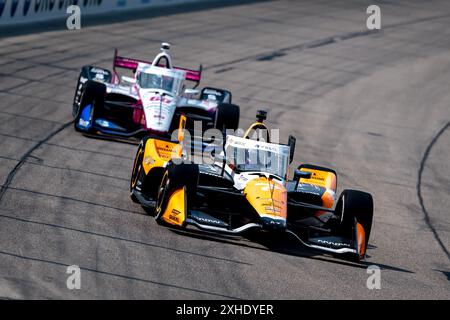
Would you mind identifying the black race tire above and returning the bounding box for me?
[334,189,373,261]
[74,80,106,133]
[130,140,146,203]
[72,74,83,118]
[72,66,97,119]
[215,103,240,131]
[155,163,199,219]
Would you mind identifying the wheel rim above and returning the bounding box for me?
[340,195,345,223]
[155,171,169,218]
[131,147,144,189]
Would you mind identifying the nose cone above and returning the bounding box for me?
[140,91,176,132]
[244,177,287,230]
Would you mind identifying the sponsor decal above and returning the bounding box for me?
[169,209,181,223]
[0,1,5,18]
[203,89,222,96]
[1,0,203,26]
[59,0,79,10]
[311,172,325,181]
[34,0,56,13]
[149,95,172,104]
[316,239,351,247]
[96,119,110,128]
[10,0,19,17]
[78,104,92,129]
[144,155,155,166]
[265,206,281,213]
[195,216,223,225]
[191,211,228,227]
[23,0,32,15]
[155,144,173,154]
[78,118,90,127]
[90,67,108,75]
[261,216,285,227]
[268,220,282,225]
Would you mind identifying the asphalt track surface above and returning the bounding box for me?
[0,0,450,299]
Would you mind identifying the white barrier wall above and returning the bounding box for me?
[0,0,205,26]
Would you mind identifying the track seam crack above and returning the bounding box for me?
[0,121,72,203]
[417,121,450,262]
[205,12,450,71]
[0,250,240,299]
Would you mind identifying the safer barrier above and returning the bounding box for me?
[0,0,205,26]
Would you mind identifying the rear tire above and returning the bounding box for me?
[334,189,373,261]
[215,103,240,131]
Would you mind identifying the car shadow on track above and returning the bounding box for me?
[79,132,141,146]
[170,228,414,274]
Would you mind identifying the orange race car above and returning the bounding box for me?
[130,111,374,262]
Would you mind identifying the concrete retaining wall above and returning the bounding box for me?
[0,0,205,26]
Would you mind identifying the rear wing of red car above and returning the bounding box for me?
[112,49,202,86]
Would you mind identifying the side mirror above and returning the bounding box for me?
[121,76,136,84]
[288,135,296,164]
[293,169,312,190]
[294,169,312,190]
[184,88,200,96]
[294,170,312,181]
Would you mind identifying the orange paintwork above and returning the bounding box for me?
[142,139,182,174]
[356,222,366,258]
[178,115,187,142]
[161,187,186,226]
[299,168,337,191]
[321,189,335,209]
[244,177,287,219]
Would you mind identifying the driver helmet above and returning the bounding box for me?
[162,76,174,91]
[149,74,163,88]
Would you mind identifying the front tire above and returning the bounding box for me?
[155,163,199,220]
[74,80,106,133]
[334,189,373,261]
[72,74,83,118]
[130,140,145,203]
